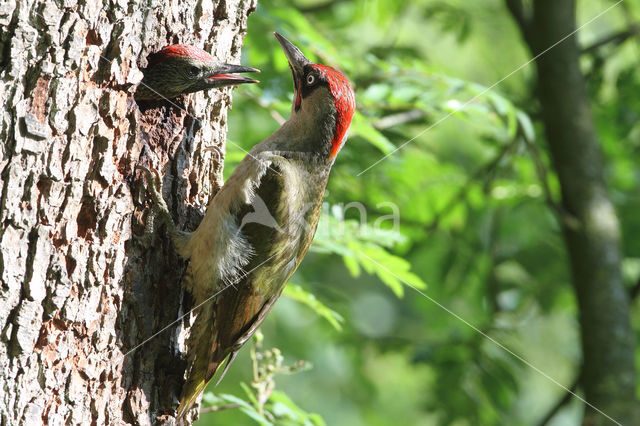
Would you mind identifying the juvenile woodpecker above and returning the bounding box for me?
[134,44,259,100]
[140,33,355,420]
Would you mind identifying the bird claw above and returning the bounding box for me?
[202,145,224,195]
[137,164,178,237]
[137,165,164,203]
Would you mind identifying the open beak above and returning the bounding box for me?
[206,63,260,86]
[274,32,310,88]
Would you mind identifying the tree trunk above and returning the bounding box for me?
[506,1,639,424]
[0,0,256,423]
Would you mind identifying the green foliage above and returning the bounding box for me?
[283,284,344,331]
[201,336,322,425]
[313,209,427,297]
[200,1,640,425]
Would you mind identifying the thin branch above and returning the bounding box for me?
[521,131,581,230]
[581,24,640,54]
[418,119,581,235]
[537,373,580,426]
[426,137,519,232]
[373,109,427,130]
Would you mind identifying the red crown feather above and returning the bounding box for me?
[147,44,213,67]
[311,64,356,158]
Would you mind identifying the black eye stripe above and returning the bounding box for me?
[299,67,328,100]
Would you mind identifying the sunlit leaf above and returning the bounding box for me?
[284,285,344,331]
[350,111,396,154]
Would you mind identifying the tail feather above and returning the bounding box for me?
[214,351,238,386]
[176,376,208,421]
[176,355,232,421]
[176,303,220,422]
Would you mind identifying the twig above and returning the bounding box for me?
[520,129,581,230]
[537,373,580,426]
[426,137,519,232]
[581,25,640,54]
[373,109,427,129]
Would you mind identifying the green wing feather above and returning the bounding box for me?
[176,158,307,420]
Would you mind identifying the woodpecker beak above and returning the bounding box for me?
[274,32,310,88]
[206,63,260,86]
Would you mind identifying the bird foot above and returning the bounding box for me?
[137,165,182,238]
[202,145,225,195]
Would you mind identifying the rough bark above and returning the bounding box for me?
[0,0,256,423]
[506,1,639,424]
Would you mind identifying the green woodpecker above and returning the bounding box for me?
[134,44,259,101]
[140,33,355,420]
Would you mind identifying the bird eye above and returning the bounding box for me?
[189,66,199,75]
[306,74,316,86]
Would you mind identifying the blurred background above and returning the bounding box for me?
[198,1,640,425]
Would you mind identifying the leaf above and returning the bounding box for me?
[362,83,391,102]
[516,110,535,141]
[240,382,259,407]
[350,111,396,154]
[267,390,327,426]
[342,254,361,277]
[218,393,255,411]
[356,244,428,297]
[310,238,353,257]
[239,407,274,426]
[201,392,224,406]
[219,394,273,425]
[487,91,517,139]
[284,284,344,331]
[312,210,425,298]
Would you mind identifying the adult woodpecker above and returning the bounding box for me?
[139,33,355,420]
[134,44,259,101]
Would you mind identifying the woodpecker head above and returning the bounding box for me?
[274,33,355,160]
[135,44,259,101]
